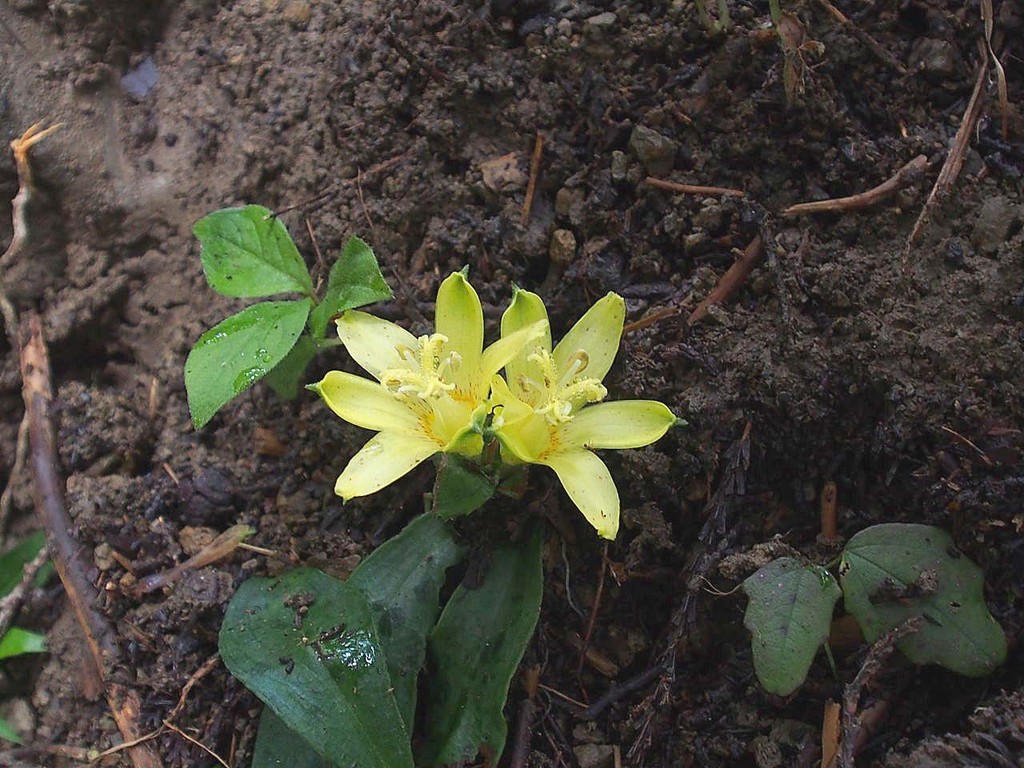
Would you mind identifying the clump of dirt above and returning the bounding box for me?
[0,0,1022,765]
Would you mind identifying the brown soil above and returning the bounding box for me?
[0,0,1022,766]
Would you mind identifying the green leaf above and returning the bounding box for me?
[219,568,413,768]
[431,455,496,520]
[0,628,47,659]
[308,236,393,339]
[418,526,544,767]
[840,523,1007,676]
[0,716,22,744]
[264,335,317,400]
[186,299,313,428]
[194,206,314,298]
[0,531,45,596]
[252,708,330,768]
[742,558,841,695]
[349,514,466,729]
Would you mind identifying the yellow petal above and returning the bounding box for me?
[335,431,439,501]
[561,401,677,450]
[336,311,417,380]
[479,319,549,397]
[309,371,418,432]
[542,449,620,539]
[500,287,551,401]
[553,292,625,383]
[490,376,551,463]
[435,271,483,390]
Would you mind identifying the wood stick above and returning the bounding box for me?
[782,155,928,217]
[643,177,745,198]
[688,235,764,325]
[521,132,545,226]
[907,61,988,252]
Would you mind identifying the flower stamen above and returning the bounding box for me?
[380,333,459,401]
[525,347,606,424]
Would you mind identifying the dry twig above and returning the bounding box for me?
[782,155,928,217]
[689,235,764,325]
[907,61,988,252]
[837,617,923,768]
[521,132,545,226]
[0,543,48,642]
[643,177,745,198]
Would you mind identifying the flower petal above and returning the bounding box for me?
[435,271,483,390]
[560,401,678,450]
[542,449,620,539]
[490,375,552,463]
[336,311,417,380]
[479,319,549,398]
[553,292,625,383]
[335,431,439,501]
[309,371,419,432]
[500,287,551,401]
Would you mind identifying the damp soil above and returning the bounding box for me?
[0,0,1022,766]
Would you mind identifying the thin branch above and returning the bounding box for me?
[782,155,928,217]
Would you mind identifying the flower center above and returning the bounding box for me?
[379,333,460,401]
[522,347,606,424]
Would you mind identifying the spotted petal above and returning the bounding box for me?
[435,271,483,392]
[542,449,620,539]
[561,401,678,450]
[335,430,440,501]
[500,287,551,403]
[553,293,624,383]
[309,371,419,432]
[336,311,417,380]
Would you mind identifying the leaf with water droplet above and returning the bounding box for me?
[220,568,413,768]
[309,236,393,339]
[186,299,312,428]
[194,205,314,298]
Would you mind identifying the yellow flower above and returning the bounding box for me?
[310,272,546,502]
[492,288,679,539]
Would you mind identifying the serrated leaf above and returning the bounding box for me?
[252,708,330,768]
[0,531,45,597]
[195,206,314,298]
[840,523,1007,676]
[418,526,544,767]
[264,335,317,400]
[308,236,393,339]
[219,568,413,768]
[349,514,466,729]
[431,455,496,520]
[186,299,312,428]
[0,628,47,659]
[743,557,841,695]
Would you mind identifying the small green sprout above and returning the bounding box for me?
[185,205,392,428]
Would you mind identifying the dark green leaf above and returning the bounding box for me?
[743,558,841,695]
[252,708,331,768]
[308,236,393,339]
[0,628,47,660]
[186,299,312,428]
[432,455,496,520]
[0,531,45,597]
[264,335,318,400]
[349,514,466,729]
[841,523,1007,676]
[194,206,314,298]
[219,569,413,768]
[0,716,22,744]
[418,526,544,767]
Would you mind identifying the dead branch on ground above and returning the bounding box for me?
[782,155,928,217]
